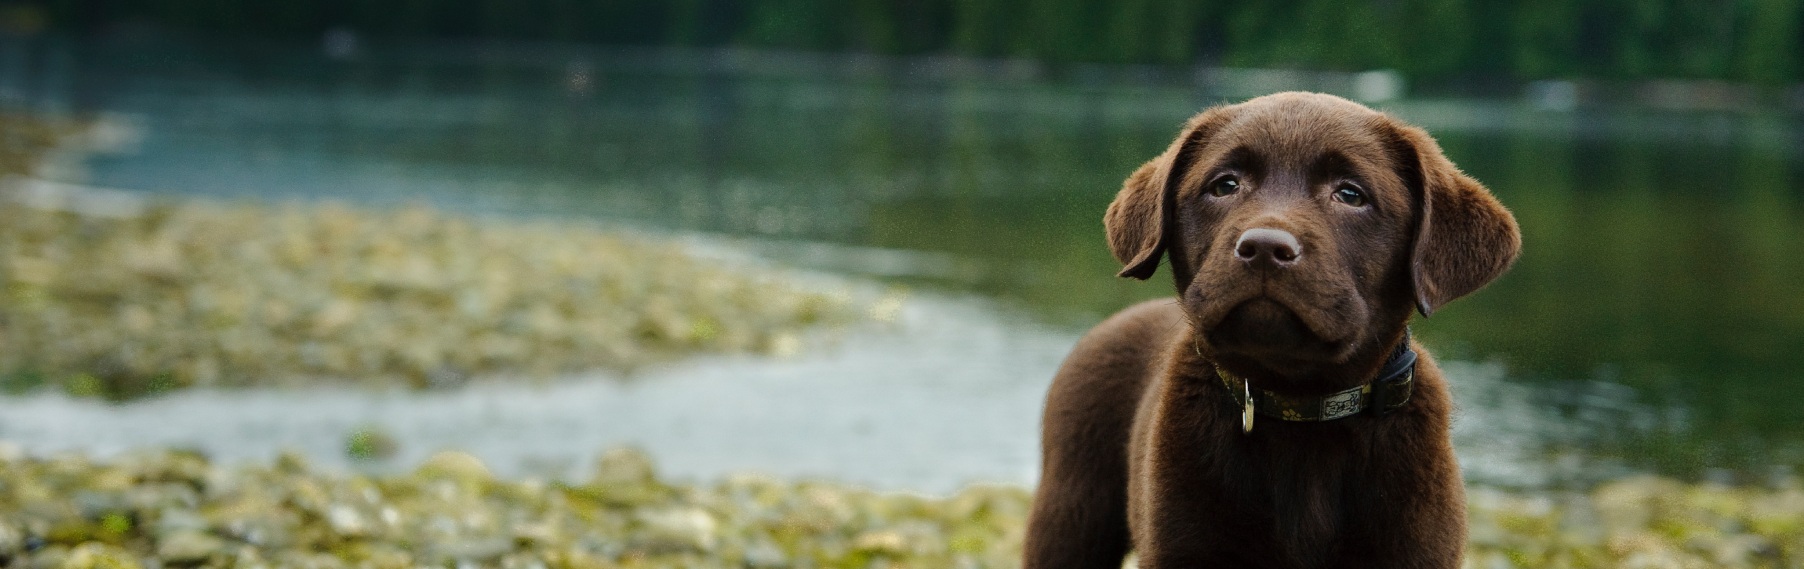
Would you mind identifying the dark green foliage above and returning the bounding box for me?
[17,0,1804,83]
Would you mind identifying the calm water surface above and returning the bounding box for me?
[4,35,1803,489]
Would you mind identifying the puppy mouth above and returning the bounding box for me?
[1213,298,1313,346]
[1186,284,1362,364]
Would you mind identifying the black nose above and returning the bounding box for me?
[1234,228,1302,269]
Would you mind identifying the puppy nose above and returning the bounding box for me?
[1234,228,1302,269]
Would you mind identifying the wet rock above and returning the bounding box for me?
[593,447,656,487]
[25,544,69,569]
[62,542,141,569]
[415,451,492,484]
[429,537,513,563]
[635,507,718,554]
[733,538,784,567]
[325,504,369,537]
[853,529,910,555]
[157,530,225,564]
[510,520,559,546]
[0,519,20,556]
[586,447,668,507]
[787,485,857,532]
[154,508,208,535]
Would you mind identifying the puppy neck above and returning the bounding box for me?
[1190,326,1413,397]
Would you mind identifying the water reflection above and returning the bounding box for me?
[8,35,1804,483]
[1436,127,1804,478]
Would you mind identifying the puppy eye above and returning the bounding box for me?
[1332,184,1369,207]
[1207,176,1240,197]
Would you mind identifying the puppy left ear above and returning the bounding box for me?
[1105,157,1171,279]
[1390,122,1522,317]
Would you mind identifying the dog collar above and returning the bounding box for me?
[1213,332,1417,433]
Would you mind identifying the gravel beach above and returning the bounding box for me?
[1,448,1798,569]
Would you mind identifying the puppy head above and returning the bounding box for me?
[1106,92,1520,377]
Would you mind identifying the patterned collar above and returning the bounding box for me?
[1213,331,1418,433]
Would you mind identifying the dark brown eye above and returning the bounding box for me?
[1332,184,1368,207]
[1208,176,1240,197]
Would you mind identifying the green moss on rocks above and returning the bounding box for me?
[1466,480,1804,568]
[0,448,1797,568]
[2,111,858,399]
[0,195,857,398]
[0,448,1029,568]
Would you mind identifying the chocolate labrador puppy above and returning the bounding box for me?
[1024,92,1520,569]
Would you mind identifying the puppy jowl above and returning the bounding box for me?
[1027,92,1521,569]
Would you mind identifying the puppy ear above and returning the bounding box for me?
[1105,157,1170,279]
[1391,122,1522,316]
[1105,109,1229,280]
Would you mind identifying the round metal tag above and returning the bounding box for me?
[1241,382,1255,433]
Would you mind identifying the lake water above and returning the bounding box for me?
[3,33,1802,491]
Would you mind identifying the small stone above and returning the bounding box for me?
[273,450,310,473]
[593,447,656,487]
[355,543,414,568]
[0,519,20,555]
[430,537,513,563]
[326,504,369,536]
[156,508,209,534]
[788,486,856,531]
[61,542,142,569]
[415,451,491,483]
[26,544,70,569]
[230,546,272,569]
[636,507,718,554]
[742,539,788,568]
[853,530,910,555]
[512,521,558,545]
[157,530,225,564]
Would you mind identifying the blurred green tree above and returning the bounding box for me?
[18,0,1804,82]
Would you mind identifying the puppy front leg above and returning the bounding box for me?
[1023,473,1132,569]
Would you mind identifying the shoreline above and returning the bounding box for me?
[0,180,862,400]
[3,112,866,400]
[1,447,1796,569]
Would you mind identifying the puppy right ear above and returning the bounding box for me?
[1387,121,1522,317]
[1105,108,1230,280]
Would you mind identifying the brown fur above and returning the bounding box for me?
[1025,92,1521,568]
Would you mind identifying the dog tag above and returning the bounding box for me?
[1241,382,1255,433]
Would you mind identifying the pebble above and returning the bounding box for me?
[636,506,719,554]
[62,542,140,569]
[156,530,224,564]
[593,446,657,487]
[415,450,493,484]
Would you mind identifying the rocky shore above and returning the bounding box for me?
[0,185,858,399]
[2,113,863,399]
[0,448,1795,569]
